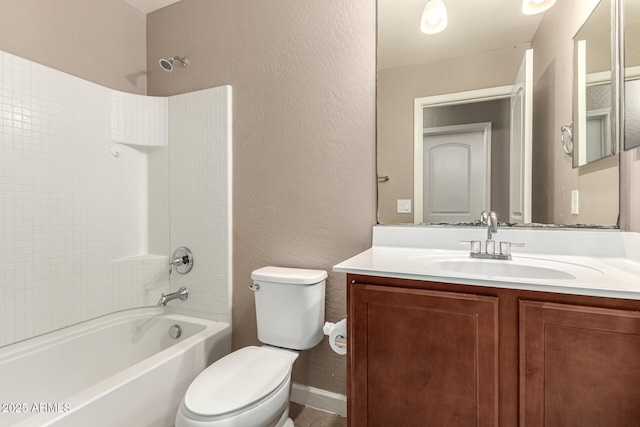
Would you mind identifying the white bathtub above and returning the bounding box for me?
[0,307,231,427]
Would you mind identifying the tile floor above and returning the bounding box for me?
[289,402,347,427]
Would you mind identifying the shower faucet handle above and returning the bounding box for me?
[169,247,194,274]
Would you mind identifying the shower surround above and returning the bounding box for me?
[0,50,232,347]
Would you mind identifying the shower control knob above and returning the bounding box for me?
[169,247,194,274]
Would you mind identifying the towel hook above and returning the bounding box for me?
[560,123,573,155]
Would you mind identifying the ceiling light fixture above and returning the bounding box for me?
[522,0,556,15]
[421,0,448,34]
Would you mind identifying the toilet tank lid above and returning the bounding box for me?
[251,266,327,285]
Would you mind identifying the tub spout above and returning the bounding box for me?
[157,287,189,306]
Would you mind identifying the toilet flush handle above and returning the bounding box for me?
[248,284,260,292]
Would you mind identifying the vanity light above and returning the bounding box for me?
[421,0,448,34]
[522,0,556,15]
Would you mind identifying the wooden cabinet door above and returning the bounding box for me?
[349,283,499,427]
[520,300,640,426]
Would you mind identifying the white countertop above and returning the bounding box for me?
[333,226,640,300]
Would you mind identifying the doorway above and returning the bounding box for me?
[413,49,533,225]
[421,123,492,223]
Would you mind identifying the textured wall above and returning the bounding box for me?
[377,46,528,224]
[0,0,147,94]
[147,0,377,394]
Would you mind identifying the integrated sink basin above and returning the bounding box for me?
[409,253,604,281]
[334,226,640,300]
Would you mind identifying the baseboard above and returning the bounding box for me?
[290,383,347,417]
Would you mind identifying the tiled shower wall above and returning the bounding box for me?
[168,86,232,320]
[0,50,232,346]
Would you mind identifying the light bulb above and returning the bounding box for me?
[421,0,448,34]
[522,0,556,15]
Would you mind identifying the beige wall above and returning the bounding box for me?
[147,0,377,394]
[0,0,147,94]
[377,46,528,224]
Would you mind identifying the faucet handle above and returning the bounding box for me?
[499,242,525,257]
[459,240,481,254]
[169,247,194,275]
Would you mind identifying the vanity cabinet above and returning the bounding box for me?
[520,300,640,426]
[347,274,640,427]
[349,282,499,426]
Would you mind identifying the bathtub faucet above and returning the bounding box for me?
[157,287,189,307]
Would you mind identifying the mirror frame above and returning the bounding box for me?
[613,0,623,157]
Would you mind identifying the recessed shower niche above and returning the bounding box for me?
[107,94,169,260]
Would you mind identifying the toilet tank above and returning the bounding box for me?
[251,266,327,350]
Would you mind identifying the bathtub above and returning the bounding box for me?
[0,307,231,427]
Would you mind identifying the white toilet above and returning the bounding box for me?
[175,266,327,427]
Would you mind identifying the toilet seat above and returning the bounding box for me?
[182,346,294,420]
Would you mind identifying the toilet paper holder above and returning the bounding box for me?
[331,335,347,349]
[323,320,347,354]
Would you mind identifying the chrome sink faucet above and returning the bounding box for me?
[460,211,524,260]
[481,210,498,254]
[157,287,189,306]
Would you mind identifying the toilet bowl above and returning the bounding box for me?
[175,346,298,427]
[175,267,327,427]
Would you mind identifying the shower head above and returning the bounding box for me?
[159,56,189,72]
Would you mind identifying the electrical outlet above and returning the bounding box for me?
[571,190,579,215]
[397,199,412,214]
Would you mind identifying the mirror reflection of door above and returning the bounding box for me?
[586,108,611,162]
[421,124,491,223]
[414,49,533,225]
[509,49,533,224]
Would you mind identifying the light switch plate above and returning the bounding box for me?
[397,199,412,213]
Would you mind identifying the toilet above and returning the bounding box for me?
[175,266,327,427]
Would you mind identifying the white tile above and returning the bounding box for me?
[1,49,231,345]
[168,86,232,318]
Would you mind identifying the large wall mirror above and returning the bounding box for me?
[377,0,619,228]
